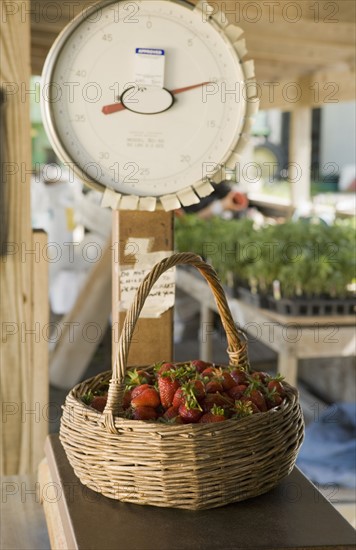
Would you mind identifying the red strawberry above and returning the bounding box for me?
[90,395,107,412]
[131,383,150,400]
[191,360,212,373]
[178,402,203,423]
[156,362,176,376]
[220,371,236,391]
[190,380,206,400]
[158,376,180,409]
[201,366,218,379]
[199,405,226,423]
[205,379,224,393]
[131,386,160,408]
[265,388,284,409]
[162,406,179,421]
[177,380,204,423]
[126,368,153,387]
[230,368,248,385]
[159,412,184,425]
[202,392,233,412]
[240,396,260,414]
[228,384,247,400]
[132,406,158,421]
[267,377,286,397]
[251,371,269,383]
[123,389,132,410]
[233,400,255,418]
[181,380,206,407]
[245,388,267,412]
[172,387,185,409]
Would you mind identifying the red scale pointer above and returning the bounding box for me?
[102,82,211,115]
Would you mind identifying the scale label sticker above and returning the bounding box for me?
[118,239,174,318]
[135,48,165,88]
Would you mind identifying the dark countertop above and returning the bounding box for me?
[45,434,355,550]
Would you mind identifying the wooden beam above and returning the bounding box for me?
[30,230,49,471]
[247,35,355,67]
[0,1,36,475]
[112,210,174,368]
[303,0,356,22]
[289,108,313,207]
[30,0,356,101]
[216,0,355,24]
[258,69,356,111]
[238,14,355,47]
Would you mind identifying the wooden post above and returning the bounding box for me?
[289,107,312,207]
[31,231,49,471]
[1,1,48,474]
[112,210,174,367]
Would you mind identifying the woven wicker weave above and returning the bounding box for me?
[60,252,304,510]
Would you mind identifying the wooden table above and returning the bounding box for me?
[176,268,356,385]
[37,435,355,550]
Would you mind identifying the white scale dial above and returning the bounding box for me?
[42,0,252,209]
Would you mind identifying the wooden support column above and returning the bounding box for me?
[31,230,49,472]
[1,1,48,474]
[112,210,174,367]
[289,107,312,207]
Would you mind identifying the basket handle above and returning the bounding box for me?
[103,252,248,432]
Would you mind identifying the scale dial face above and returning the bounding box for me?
[42,0,247,202]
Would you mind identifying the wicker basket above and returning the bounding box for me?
[60,252,304,510]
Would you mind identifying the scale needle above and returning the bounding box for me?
[101,82,211,115]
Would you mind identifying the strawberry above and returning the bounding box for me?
[159,411,184,425]
[126,368,153,387]
[177,380,204,423]
[191,380,206,400]
[191,360,212,373]
[131,383,150,400]
[156,362,176,376]
[267,376,286,397]
[178,402,203,423]
[251,370,269,384]
[132,406,158,421]
[123,389,132,410]
[265,388,284,409]
[162,406,179,421]
[233,400,255,418]
[131,386,160,408]
[202,392,233,412]
[205,379,224,393]
[220,371,236,391]
[228,384,247,400]
[201,366,218,379]
[230,368,249,385]
[158,375,180,409]
[245,388,267,412]
[182,380,206,403]
[240,396,260,414]
[172,387,185,409]
[199,405,226,423]
[90,395,107,413]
